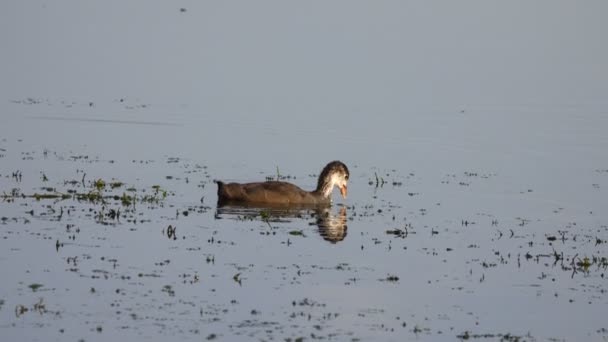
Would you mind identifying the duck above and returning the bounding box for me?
[216,161,349,206]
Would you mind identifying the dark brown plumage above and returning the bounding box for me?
[217,161,349,206]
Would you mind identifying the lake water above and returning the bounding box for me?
[1,1,607,341]
[1,99,607,341]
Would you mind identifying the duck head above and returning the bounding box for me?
[316,161,350,199]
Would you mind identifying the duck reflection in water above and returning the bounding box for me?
[315,206,348,243]
[215,204,348,244]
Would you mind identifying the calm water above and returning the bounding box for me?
[1,1,608,341]
[0,100,606,341]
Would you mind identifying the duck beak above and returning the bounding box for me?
[339,184,348,199]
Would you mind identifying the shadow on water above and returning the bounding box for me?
[215,203,348,243]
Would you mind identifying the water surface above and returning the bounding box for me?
[1,99,606,341]
[1,1,607,341]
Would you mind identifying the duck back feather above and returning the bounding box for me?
[217,181,328,206]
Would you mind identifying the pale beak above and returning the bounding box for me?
[339,184,348,199]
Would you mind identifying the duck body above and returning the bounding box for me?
[216,161,349,206]
[217,181,329,206]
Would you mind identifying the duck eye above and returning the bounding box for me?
[345,175,349,180]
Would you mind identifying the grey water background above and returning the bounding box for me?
[1,1,607,341]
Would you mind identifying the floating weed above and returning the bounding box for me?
[165,225,177,240]
[28,283,43,292]
[456,331,524,341]
[109,181,123,189]
[151,185,167,198]
[93,179,106,191]
[412,325,430,335]
[369,172,386,187]
[141,185,169,203]
[32,192,71,201]
[259,211,270,220]
[15,304,28,317]
[1,175,170,228]
[576,256,592,270]
[263,166,294,181]
[33,298,47,314]
[233,273,242,286]
[11,170,23,182]
[385,225,412,238]
[161,285,175,297]
[384,275,399,282]
[76,190,104,204]
[15,298,48,318]
[120,193,133,206]
[259,210,274,229]
[106,208,120,220]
